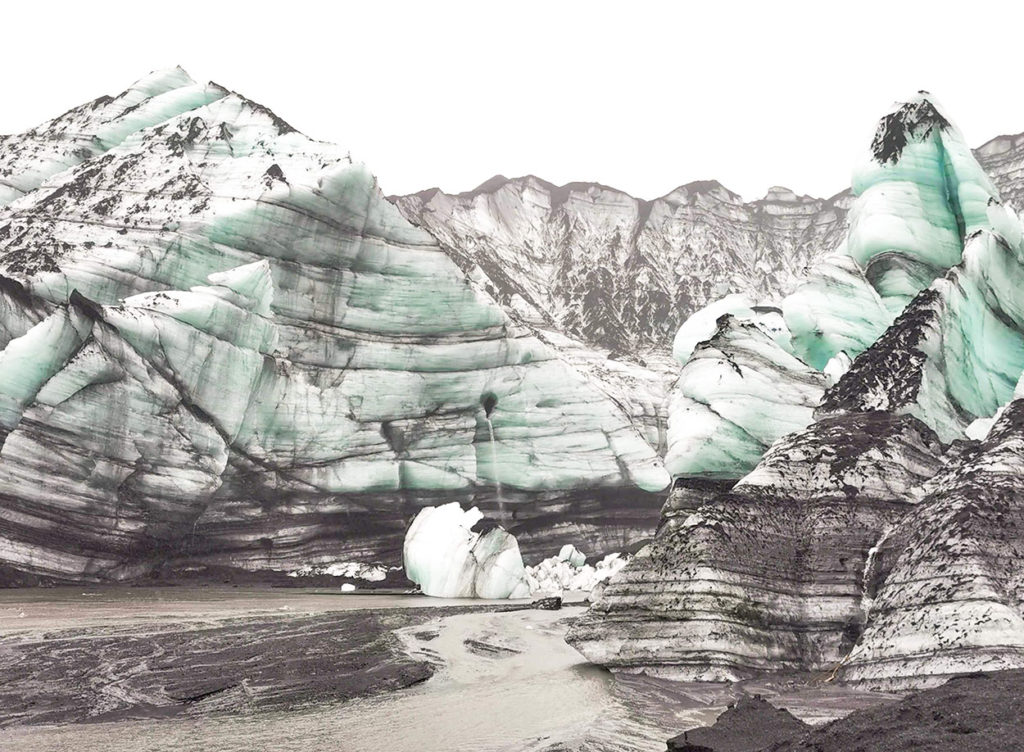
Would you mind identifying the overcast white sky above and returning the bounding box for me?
[4,1,1023,201]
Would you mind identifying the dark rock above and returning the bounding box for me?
[666,695,810,751]
[532,596,562,610]
[774,670,1024,751]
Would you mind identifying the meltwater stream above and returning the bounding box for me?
[2,591,897,752]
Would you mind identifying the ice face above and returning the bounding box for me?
[665,315,827,479]
[846,95,998,311]
[402,503,530,599]
[0,68,225,209]
[0,73,673,582]
[672,293,755,363]
[0,308,90,432]
[0,79,669,502]
[820,223,1024,443]
[782,254,892,371]
[664,93,1012,480]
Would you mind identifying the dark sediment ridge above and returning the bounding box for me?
[667,695,809,751]
[667,670,1024,751]
[0,604,478,727]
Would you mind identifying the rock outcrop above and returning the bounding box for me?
[567,412,946,680]
[771,671,1024,751]
[840,398,1024,688]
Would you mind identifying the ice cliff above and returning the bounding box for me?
[664,93,1009,481]
[0,69,668,583]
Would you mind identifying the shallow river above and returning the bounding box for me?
[0,587,896,751]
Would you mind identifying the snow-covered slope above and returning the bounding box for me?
[394,131,1024,358]
[0,69,669,582]
[394,179,852,353]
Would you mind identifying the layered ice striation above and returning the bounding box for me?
[568,412,947,680]
[0,69,668,582]
[841,395,1024,688]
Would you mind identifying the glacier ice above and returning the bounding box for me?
[665,92,1014,481]
[672,293,755,363]
[525,550,628,595]
[782,254,892,370]
[574,92,1024,685]
[403,503,530,599]
[558,543,586,568]
[845,95,998,311]
[665,314,827,478]
[840,397,1024,687]
[822,225,1024,442]
[0,69,670,582]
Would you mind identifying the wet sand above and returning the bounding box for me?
[0,587,898,751]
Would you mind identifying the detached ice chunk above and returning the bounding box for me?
[525,550,629,595]
[558,544,586,568]
[403,502,530,599]
[473,528,531,599]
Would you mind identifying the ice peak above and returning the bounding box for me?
[200,91,298,136]
[120,66,197,101]
[462,174,512,196]
[761,186,801,203]
[871,93,955,165]
[660,180,742,205]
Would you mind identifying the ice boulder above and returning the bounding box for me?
[558,544,587,568]
[403,503,530,599]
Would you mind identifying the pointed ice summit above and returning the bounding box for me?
[663,92,1011,483]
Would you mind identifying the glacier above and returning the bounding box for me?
[0,69,668,583]
[663,93,1011,482]
[569,92,1024,687]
